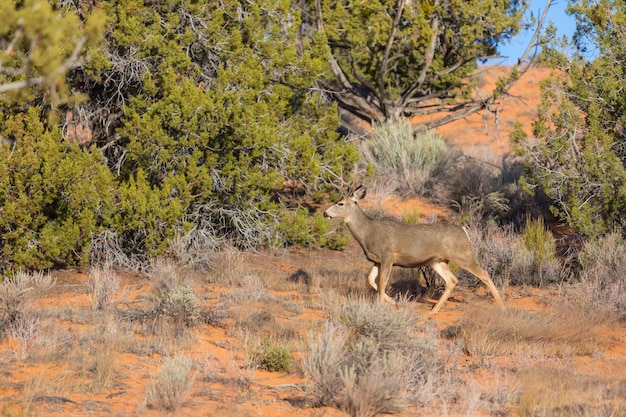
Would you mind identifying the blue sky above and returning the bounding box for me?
[494,0,577,65]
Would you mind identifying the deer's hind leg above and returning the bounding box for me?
[429,262,459,315]
[464,263,506,311]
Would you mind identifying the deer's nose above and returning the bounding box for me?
[323,211,330,218]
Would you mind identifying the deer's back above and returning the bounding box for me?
[357,220,474,266]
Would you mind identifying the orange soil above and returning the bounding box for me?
[434,65,551,161]
[2,251,625,417]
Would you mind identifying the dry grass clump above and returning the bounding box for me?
[208,244,249,284]
[87,266,121,311]
[455,305,608,358]
[221,273,268,305]
[146,356,195,412]
[0,271,54,360]
[304,297,450,417]
[517,368,626,417]
[167,227,220,272]
[8,315,40,360]
[0,271,53,328]
[571,231,626,321]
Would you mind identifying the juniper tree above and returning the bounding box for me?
[513,0,626,236]
[298,0,552,134]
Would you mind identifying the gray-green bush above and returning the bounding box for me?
[574,232,626,321]
[360,120,455,195]
[304,297,444,417]
[466,222,564,288]
[146,356,195,412]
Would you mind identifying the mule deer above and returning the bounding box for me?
[324,185,505,315]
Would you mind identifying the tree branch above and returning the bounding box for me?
[400,0,441,109]
[0,36,88,94]
[377,0,406,117]
[411,0,554,133]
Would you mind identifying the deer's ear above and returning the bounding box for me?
[352,185,366,201]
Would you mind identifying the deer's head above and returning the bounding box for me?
[323,185,366,220]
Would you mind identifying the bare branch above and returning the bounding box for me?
[0,36,88,94]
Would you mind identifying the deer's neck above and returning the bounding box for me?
[344,206,373,247]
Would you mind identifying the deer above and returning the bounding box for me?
[323,185,505,316]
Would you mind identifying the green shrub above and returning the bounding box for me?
[250,338,293,373]
[522,216,559,285]
[0,108,115,271]
[99,0,358,253]
[157,285,200,328]
[279,207,351,249]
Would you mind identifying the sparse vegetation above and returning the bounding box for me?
[87,267,121,312]
[3,1,626,415]
[0,245,624,416]
[146,356,195,412]
[455,306,608,358]
[570,231,626,321]
[304,297,444,417]
[0,271,53,331]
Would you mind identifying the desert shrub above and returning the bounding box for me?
[167,226,221,272]
[520,216,563,286]
[123,261,201,338]
[0,271,53,331]
[95,0,357,254]
[87,267,121,311]
[0,108,115,271]
[304,323,348,405]
[249,338,293,373]
[465,223,517,288]
[443,156,509,224]
[452,192,510,225]
[9,314,40,360]
[304,298,443,416]
[156,285,200,329]
[89,230,144,272]
[359,120,455,195]
[146,356,195,412]
[523,216,555,269]
[572,232,626,321]
[466,220,564,288]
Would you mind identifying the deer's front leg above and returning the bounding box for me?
[367,265,379,291]
[377,259,396,306]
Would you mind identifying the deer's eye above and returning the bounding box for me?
[338,202,344,206]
